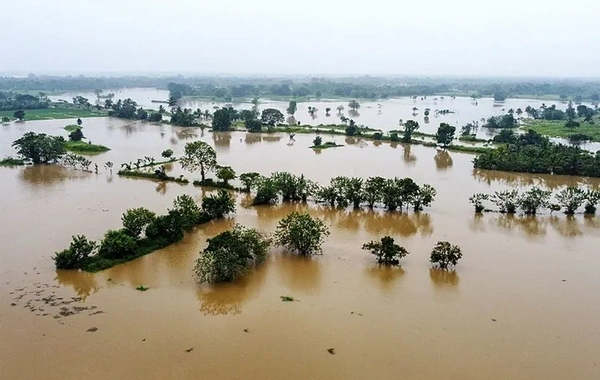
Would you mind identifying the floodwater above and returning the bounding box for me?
[1,117,600,380]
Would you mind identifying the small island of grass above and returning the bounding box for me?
[64,124,82,132]
[0,157,27,166]
[310,141,344,150]
[65,141,110,154]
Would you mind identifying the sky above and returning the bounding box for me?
[1,0,598,77]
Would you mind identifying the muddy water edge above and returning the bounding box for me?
[1,117,599,380]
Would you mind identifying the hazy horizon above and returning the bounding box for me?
[1,0,598,77]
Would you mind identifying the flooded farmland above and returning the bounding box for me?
[1,116,600,380]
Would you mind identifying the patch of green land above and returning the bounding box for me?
[521,118,600,141]
[0,157,26,166]
[64,124,82,132]
[0,108,107,121]
[64,141,110,154]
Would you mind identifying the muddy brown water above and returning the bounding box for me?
[1,118,600,379]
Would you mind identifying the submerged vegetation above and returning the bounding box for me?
[362,236,409,265]
[54,192,236,272]
[471,186,600,215]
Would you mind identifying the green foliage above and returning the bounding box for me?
[280,296,295,302]
[435,123,456,147]
[253,178,279,205]
[345,124,358,136]
[212,108,234,131]
[492,129,517,144]
[239,172,262,192]
[149,112,163,122]
[430,241,463,269]
[122,207,156,238]
[402,120,420,142]
[161,149,174,159]
[286,101,297,115]
[274,212,330,256]
[490,190,519,213]
[313,136,323,146]
[193,224,271,283]
[68,127,84,142]
[469,193,489,213]
[172,195,203,230]
[145,210,185,244]
[245,119,262,132]
[215,165,236,184]
[1,116,10,123]
[64,124,81,132]
[555,187,586,214]
[64,141,110,154]
[98,230,137,260]
[348,100,360,110]
[201,190,235,219]
[261,108,285,125]
[12,132,66,164]
[0,157,26,166]
[584,189,600,214]
[170,107,196,126]
[54,235,97,269]
[362,236,409,265]
[518,187,551,215]
[411,184,437,212]
[14,110,25,120]
[136,285,149,291]
[180,141,217,181]
[363,176,385,208]
[484,114,517,129]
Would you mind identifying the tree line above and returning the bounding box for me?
[473,129,600,177]
[54,191,235,272]
[469,185,600,215]
[0,91,49,111]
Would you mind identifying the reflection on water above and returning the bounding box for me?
[469,213,486,232]
[472,169,600,190]
[19,165,90,187]
[402,144,417,165]
[493,214,547,238]
[213,132,232,149]
[196,262,268,315]
[364,265,405,294]
[434,149,453,171]
[275,254,322,295]
[55,270,100,300]
[429,268,460,292]
[175,128,199,140]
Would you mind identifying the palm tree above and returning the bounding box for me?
[516,108,523,118]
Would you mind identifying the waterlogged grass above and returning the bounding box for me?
[0,157,26,166]
[521,119,600,141]
[280,296,295,302]
[0,108,107,121]
[64,141,110,154]
[136,285,150,291]
[310,142,344,150]
[118,170,190,184]
[64,124,82,132]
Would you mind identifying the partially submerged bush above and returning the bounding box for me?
[54,235,97,269]
[362,236,409,265]
[201,190,235,219]
[194,224,271,283]
[98,230,137,260]
[430,241,463,269]
[122,207,156,238]
[274,212,329,256]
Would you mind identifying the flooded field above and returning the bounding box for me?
[1,117,600,379]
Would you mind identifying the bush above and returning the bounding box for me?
[245,119,262,132]
[122,207,156,238]
[172,195,203,230]
[390,133,400,142]
[253,178,279,205]
[54,235,97,269]
[239,172,262,192]
[362,236,409,265]
[193,224,271,283]
[68,128,84,142]
[313,136,322,146]
[98,230,137,260]
[430,241,463,269]
[345,125,358,136]
[274,212,329,256]
[145,210,185,244]
[161,149,173,159]
[201,190,235,219]
[469,193,489,213]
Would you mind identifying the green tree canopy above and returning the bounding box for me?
[274,212,329,256]
[180,141,217,181]
[12,132,66,164]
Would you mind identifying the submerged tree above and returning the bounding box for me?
[12,132,66,164]
[469,193,489,213]
[121,207,156,239]
[436,123,456,147]
[201,190,235,220]
[490,190,519,213]
[193,224,271,283]
[215,165,236,184]
[180,141,217,182]
[54,235,97,269]
[430,241,463,269]
[274,212,329,256]
[584,189,600,214]
[286,100,297,116]
[518,187,551,215]
[261,108,285,125]
[362,236,409,265]
[239,172,262,192]
[555,186,586,214]
[402,120,420,142]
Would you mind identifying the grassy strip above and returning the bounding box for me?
[192,179,249,193]
[521,119,600,141]
[65,141,110,154]
[118,170,189,184]
[311,143,344,149]
[458,135,488,143]
[0,107,107,121]
[138,158,179,168]
[0,157,26,166]
[64,124,82,132]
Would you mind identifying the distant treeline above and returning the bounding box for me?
[0,91,48,111]
[2,75,600,101]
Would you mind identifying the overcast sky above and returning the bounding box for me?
[1,0,598,77]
